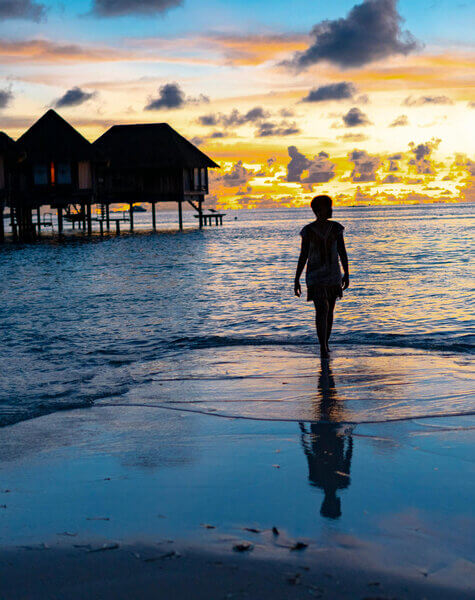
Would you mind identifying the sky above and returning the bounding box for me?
[0,0,474,209]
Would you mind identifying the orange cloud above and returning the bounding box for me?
[0,39,128,64]
[124,32,309,66]
[204,33,309,66]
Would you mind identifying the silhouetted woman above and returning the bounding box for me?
[294,195,349,358]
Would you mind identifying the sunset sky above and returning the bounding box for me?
[0,0,473,208]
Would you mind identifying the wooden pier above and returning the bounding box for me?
[194,212,226,226]
[0,110,220,242]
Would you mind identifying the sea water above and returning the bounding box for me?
[0,203,473,427]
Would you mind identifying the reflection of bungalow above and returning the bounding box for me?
[14,109,94,237]
[0,131,16,241]
[93,123,219,230]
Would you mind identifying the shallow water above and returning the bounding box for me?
[0,203,473,427]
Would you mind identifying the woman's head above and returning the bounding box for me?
[311,195,333,219]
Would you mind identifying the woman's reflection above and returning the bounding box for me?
[299,363,353,519]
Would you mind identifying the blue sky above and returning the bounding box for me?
[2,1,473,46]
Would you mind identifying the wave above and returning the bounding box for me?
[0,332,471,430]
[166,331,474,355]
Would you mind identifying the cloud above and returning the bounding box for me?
[91,0,182,17]
[302,82,356,102]
[408,139,440,174]
[198,114,217,126]
[403,95,454,106]
[286,0,419,70]
[342,107,371,127]
[349,149,381,182]
[388,153,402,171]
[209,131,229,138]
[214,161,254,187]
[256,120,300,137]
[382,174,401,183]
[389,114,408,127]
[0,39,127,64]
[286,146,336,183]
[280,108,295,117]
[145,83,208,110]
[205,33,308,66]
[55,87,96,108]
[0,0,46,22]
[388,156,401,171]
[337,133,368,142]
[198,107,269,128]
[145,83,184,110]
[0,88,13,109]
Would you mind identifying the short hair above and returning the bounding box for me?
[311,195,333,217]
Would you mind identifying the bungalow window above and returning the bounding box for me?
[78,161,92,189]
[200,168,207,190]
[33,164,48,185]
[57,162,72,184]
[193,168,200,190]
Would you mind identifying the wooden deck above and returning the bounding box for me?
[194,212,225,226]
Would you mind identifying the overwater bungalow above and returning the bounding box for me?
[93,123,219,230]
[14,109,94,238]
[3,110,219,241]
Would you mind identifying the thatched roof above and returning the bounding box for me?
[93,123,219,169]
[16,109,92,161]
[0,131,16,154]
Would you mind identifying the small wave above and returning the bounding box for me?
[0,399,93,428]
[166,332,474,355]
[94,401,475,426]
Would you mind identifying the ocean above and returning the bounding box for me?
[0,203,473,427]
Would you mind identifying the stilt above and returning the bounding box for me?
[99,220,104,236]
[0,203,4,243]
[198,197,203,229]
[87,202,92,235]
[129,203,134,232]
[152,201,156,231]
[36,206,41,237]
[116,220,120,235]
[106,204,110,231]
[10,207,17,239]
[82,202,86,232]
[178,200,183,231]
[57,207,63,234]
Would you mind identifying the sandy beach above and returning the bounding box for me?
[1,372,474,599]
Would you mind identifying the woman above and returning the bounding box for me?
[294,195,349,358]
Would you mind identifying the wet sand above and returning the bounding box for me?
[0,396,474,599]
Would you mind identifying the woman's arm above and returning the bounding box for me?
[294,236,309,297]
[337,235,349,290]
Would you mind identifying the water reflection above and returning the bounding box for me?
[299,363,353,519]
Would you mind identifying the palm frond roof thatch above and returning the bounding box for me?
[93,123,219,169]
[0,131,16,153]
[16,109,92,161]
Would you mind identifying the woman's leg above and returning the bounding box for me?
[326,297,337,351]
[314,299,330,358]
